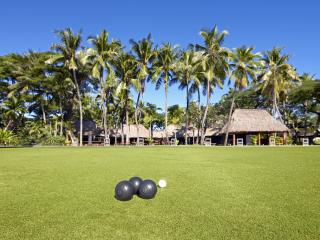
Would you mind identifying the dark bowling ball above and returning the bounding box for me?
[138,179,157,199]
[115,180,134,201]
[129,176,143,194]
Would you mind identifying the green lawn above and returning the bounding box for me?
[0,147,320,240]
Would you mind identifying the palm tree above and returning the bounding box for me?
[129,34,156,144]
[46,28,85,146]
[189,73,203,144]
[141,102,162,138]
[174,50,202,144]
[114,53,138,145]
[2,95,26,130]
[4,52,51,124]
[290,73,319,135]
[48,67,74,136]
[152,43,178,143]
[258,47,298,122]
[196,25,229,144]
[224,46,261,145]
[88,30,121,143]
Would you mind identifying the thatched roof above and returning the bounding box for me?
[220,109,289,133]
[74,120,102,136]
[153,123,223,138]
[153,124,179,138]
[111,124,150,138]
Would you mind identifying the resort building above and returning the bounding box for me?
[219,109,289,145]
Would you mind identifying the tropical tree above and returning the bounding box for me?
[174,50,202,144]
[141,102,162,137]
[130,34,156,143]
[257,47,298,122]
[196,26,229,144]
[114,52,138,144]
[189,73,203,143]
[48,67,74,136]
[87,30,121,143]
[8,52,54,124]
[224,46,261,145]
[289,73,320,131]
[1,95,26,130]
[46,28,87,146]
[152,43,178,143]
[0,129,18,145]
[168,104,184,125]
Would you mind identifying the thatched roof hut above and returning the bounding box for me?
[74,120,102,136]
[111,124,150,138]
[153,124,180,138]
[220,109,289,134]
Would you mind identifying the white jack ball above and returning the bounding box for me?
[158,179,167,188]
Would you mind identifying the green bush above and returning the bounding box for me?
[0,129,19,146]
[41,135,65,145]
[145,137,154,145]
[313,137,320,145]
[250,135,258,145]
[286,136,293,145]
[269,136,283,145]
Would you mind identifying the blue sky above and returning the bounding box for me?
[1,0,319,109]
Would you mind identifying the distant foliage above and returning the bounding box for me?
[286,136,293,145]
[313,137,320,145]
[0,129,19,146]
[41,135,65,145]
[250,135,258,145]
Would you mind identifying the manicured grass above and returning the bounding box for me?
[0,146,320,239]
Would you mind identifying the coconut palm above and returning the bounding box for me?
[289,73,320,134]
[188,73,203,144]
[87,30,121,143]
[196,25,229,144]
[152,43,178,143]
[257,47,298,122]
[113,52,139,145]
[224,46,261,145]
[173,50,202,144]
[48,67,74,136]
[2,95,26,130]
[46,28,86,146]
[129,34,156,144]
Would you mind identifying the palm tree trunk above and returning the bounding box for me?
[49,122,52,135]
[192,128,195,144]
[197,88,201,144]
[135,92,141,145]
[165,81,169,144]
[125,89,130,145]
[272,86,282,122]
[54,120,58,137]
[150,122,152,138]
[185,80,189,145]
[201,80,210,144]
[73,70,83,146]
[4,120,13,131]
[41,102,46,124]
[100,79,108,145]
[121,122,124,145]
[59,100,64,136]
[224,93,235,146]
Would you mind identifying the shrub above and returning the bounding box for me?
[0,129,19,146]
[286,136,293,145]
[313,137,320,145]
[41,135,65,145]
[145,137,154,145]
[250,135,258,145]
[269,136,283,145]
